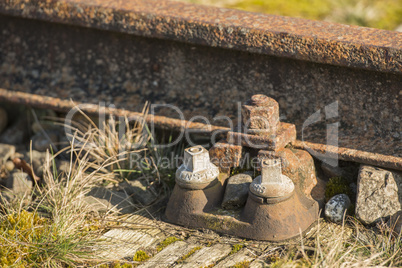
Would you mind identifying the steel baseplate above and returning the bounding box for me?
[166,95,320,241]
[165,148,319,241]
[165,175,318,241]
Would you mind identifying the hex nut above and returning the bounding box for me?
[176,145,219,190]
[241,95,279,133]
[250,158,294,198]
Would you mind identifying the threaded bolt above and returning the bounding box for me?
[250,157,294,198]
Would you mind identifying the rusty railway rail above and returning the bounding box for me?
[0,0,401,170]
[1,88,400,171]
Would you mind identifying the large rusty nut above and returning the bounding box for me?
[176,145,220,190]
[242,95,279,133]
[258,148,317,198]
[250,158,294,198]
[209,140,243,173]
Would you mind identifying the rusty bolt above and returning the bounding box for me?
[241,94,279,134]
[176,145,220,190]
[250,158,294,198]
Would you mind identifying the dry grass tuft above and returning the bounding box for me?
[264,217,402,267]
[0,105,164,267]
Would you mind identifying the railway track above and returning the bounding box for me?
[0,0,400,171]
[0,1,401,266]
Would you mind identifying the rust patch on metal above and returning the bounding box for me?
[228,122,296,151]
[165,180,318,241]
[167,98,319,241]
[228,95,296,150]
[0,88,228,134]
[209,140,243,173]
[0,0,401,74]
[259,148,317,199]
[242,95,279,134]
[292,140,402,171]
[0,88,400,171]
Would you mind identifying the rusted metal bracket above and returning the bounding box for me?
[166,95,319,241]
[165,172,318,241]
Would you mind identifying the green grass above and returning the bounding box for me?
[181,0,402,30]
[0,106,169,267]
[0,209,100,267]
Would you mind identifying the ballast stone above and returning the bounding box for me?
[355,165,402,225]
[222,173,253,209]
[325,194,351,223]
[6,171,33,195]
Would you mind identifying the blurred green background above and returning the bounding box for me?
[179,0,402,31]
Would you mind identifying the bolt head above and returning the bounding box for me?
[249,94,271,106]
[176,145,219,190]
[183,145,210,172]
[250,174,294,198]
[249,157,294,198]
[260,158,282,184]
[242,95,279,131]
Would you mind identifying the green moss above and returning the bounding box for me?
[203,214,243,233]
[177,246,201,263]
[0,209,106,267]
[347,203,356,216]
[325,177,352,202]
[156,236,181,252]
[230,260,251,267]
[133,250,150,262]
[230,244,244,255]
[230,167,253,176]
[112,263,133,268]
[269,256,311,268]
[0,210,52,267]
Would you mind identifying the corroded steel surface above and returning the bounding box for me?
[166,175,319,241]
[0,88,400,171]
[292,140,402,171]
[242,95,279,134]
[209,140,243,173]
[230,94,296,150]
[0,0,401,73]
[227,122,296,151]
[0,13,400,159]
[0,88,227,133]
[166,103,319,241]
[258,148,318,199]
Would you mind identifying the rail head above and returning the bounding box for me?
[0,0,401,74]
